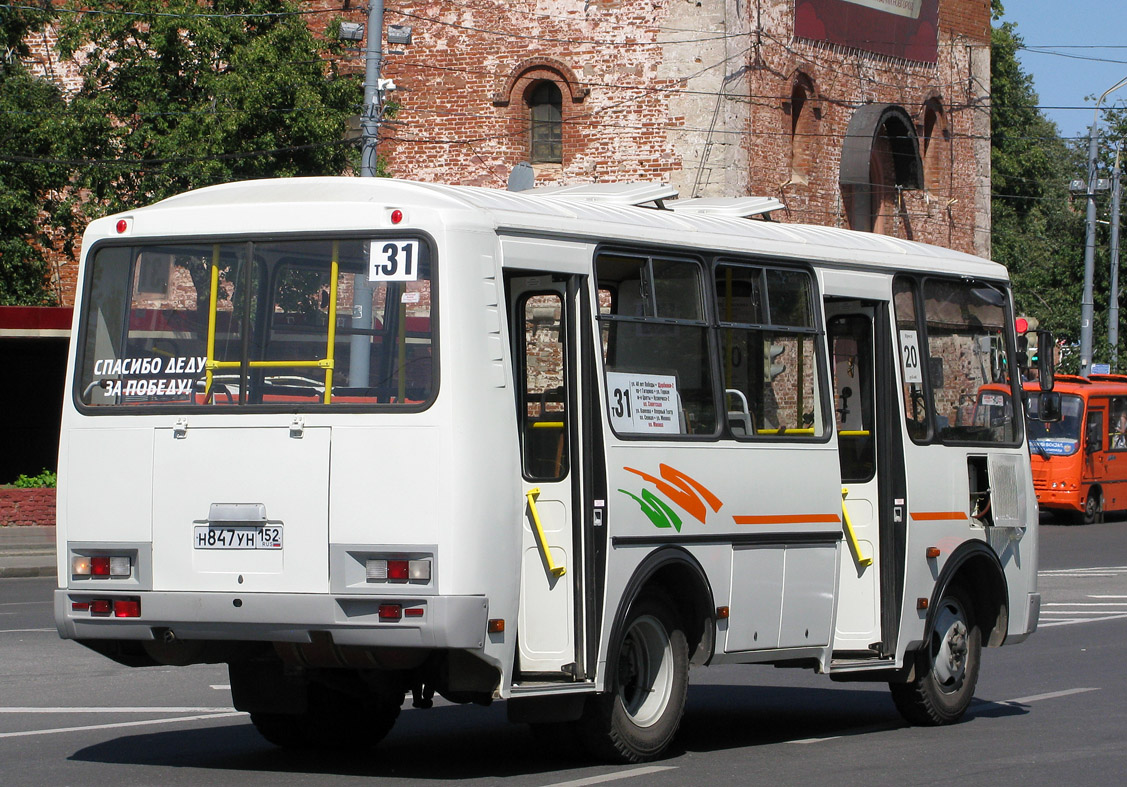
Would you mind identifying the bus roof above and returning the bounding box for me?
[1027,375,1127,396]
[90,177,1007,281]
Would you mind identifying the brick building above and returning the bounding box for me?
[311,0,991,257]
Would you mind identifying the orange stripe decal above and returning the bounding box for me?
[910,511,967,521]
[733,514,841,525]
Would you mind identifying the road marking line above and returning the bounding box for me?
[0,707,236,714]
[1044,602,1127,607]
[539,765,678,787]
[788,688,1099,744]
[1090,595,1127,599]
[0,601,51,608]
[210,684,231,691]
[0,711,246,739]
[1041,614,1127,627]
[0,628,55,633]
[1040,566,1127,573]
[1002,688,1098,704]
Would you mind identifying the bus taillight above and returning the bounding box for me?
[73,555,132,578]
[113,599,141,618]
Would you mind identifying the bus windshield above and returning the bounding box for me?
[1026,393,1083,455]
[76,237,434,409]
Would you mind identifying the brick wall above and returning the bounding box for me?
[24,0,992,310]
[0,489,57,528]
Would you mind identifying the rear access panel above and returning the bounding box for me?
[151,426,330,593]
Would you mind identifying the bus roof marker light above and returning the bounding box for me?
[115,218,130,234]
[390,209,404,224]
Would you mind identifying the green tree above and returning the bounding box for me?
[54,0,363,214]
[0,2,72,305]
[990,0,1086,368]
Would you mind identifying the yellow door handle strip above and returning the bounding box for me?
[841,487,873,567]
[526,488,566,578]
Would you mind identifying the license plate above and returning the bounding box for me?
[193,525,283,550]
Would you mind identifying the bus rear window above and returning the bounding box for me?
[76,238,435,409]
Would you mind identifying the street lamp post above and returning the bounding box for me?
[1080,75,1127,376]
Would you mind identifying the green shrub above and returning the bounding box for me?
[13,469,57,488]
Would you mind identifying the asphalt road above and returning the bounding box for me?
[1,519,1125,786]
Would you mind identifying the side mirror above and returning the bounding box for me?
[1087,418,1103,453]
[1038,331,1056,392]
[1037,391,1062,423]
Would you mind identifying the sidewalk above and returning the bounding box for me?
[0,526,56,578]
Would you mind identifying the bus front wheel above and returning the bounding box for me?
[577,591,689,763]
[889,585,981,726]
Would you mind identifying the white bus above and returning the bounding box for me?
[56,177,1042,762]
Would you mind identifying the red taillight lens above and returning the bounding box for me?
[91,599,112,615]
[378,604,402,621]
[387,560,409,580]
[113,599,141,618]
[91,556,111,576]
[404,607,424,618]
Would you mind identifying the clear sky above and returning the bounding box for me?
[998,1,1127,141]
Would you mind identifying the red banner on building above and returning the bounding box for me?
[794,0,939,63]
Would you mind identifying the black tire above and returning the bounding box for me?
[576,592,689,763]
[1081,488,1103,525]
[250,679,403,750]
[890,585,981,726]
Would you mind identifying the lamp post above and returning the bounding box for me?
[1111,146,1123,371]
[1079,75,1127,376]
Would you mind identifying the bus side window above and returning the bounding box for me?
[520,293,568,480]
[714,264,823,438]
[1109,398,1127,450]
[597,252,717,437]
[893,277,930,442]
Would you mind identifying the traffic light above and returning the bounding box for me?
[1016,316,1039,365]
[765,342,786,382]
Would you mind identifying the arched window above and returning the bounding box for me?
[788,73,818,185]
[839,104,923,234]
[528,80,563,164]
[920,98,950,196]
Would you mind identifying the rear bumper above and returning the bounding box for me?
[54,589,489,649]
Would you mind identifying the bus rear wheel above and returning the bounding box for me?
[577,592,689,763]
[250,679,403,750]
[889,585,981,726]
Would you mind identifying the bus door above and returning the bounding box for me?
[824,298,905,658]
[507,273,600,679]
[1084,400,1107,489]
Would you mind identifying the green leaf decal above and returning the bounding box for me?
[618,488,683,532]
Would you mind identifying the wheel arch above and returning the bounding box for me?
[608,547,716,675]
[929,540,1009,649]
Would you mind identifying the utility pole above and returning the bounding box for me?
[350,0,385,385]
[1111,146,1123,371]
[1079,75,1127,376]
[360,0,385,179]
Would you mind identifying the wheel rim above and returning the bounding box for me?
[931,597,969,692]
[1087,493,1099,519]
[616,614,674,728]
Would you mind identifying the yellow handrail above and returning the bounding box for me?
[839,429,872,436]
[324,241,339,403]
[532,421,565,429]
[202,242,339,402]
[525,488,566,578]
[203,244,220,401]
[841,487,873,568]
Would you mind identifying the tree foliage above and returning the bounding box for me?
[54,0,362,214]
[0,3,72,305]
[990,1,1086,364]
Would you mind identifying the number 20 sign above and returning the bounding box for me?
[369,240,420,282]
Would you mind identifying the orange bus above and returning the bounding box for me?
[1022,374,1127,523]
